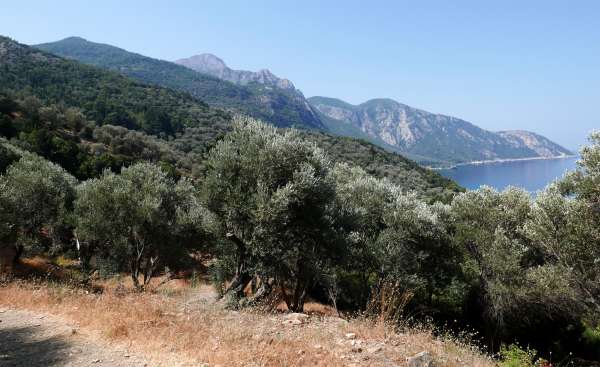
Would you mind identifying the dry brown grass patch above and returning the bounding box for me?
[0,279,495,367]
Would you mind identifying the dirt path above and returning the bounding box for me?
[0,308,149,367]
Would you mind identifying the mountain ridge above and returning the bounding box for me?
[308,96,572,166]
[33,36,571,167]
[1,35,460,200]
[34,37,324,130]
[175,53,296,90]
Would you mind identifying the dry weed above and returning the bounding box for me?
[0,279,495,367]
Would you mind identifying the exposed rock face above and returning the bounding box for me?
[175,54,295,90]
[498,130,571,157]
[309,96,572,165]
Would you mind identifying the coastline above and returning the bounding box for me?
[428,154,579,170]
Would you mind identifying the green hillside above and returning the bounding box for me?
[0,35,461,199]
[0,36,230,138]
[35,37,324,130]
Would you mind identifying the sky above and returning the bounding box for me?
[2,0,599,149]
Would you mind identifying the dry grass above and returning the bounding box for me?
[0,277,495,367]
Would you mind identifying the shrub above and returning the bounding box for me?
[498,344,538,367]
[0,154,77,262]
[75,162,205,290]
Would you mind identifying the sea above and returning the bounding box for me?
[438,156,579,193]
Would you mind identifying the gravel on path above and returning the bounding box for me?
[0,308,149,367]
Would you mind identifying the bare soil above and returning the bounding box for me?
[0,308,149,367]
[0,265,494,367]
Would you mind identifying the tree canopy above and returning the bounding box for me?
[75,163,205,289]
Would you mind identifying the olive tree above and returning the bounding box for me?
[452,183,595,353]
[375,194,457,307]
[331,163,458,313]
[523,187,594,316]
[202,116,339,311]
[451,186,533,344]
[331,163,410,308]
[0,154,77,264]
[329,163,399,308]
[0,179,17,272]
[561,131,600,203]
[526,132,600,321]
[75,163,205,290]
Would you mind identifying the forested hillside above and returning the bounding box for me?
[35,37,325,130]
[0,36,231,138]
[0,36,459,198]
[300,131,461,201]
[32,37,572,168]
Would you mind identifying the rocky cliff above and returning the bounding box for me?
[175,54,295,90]
[309,96,572,165]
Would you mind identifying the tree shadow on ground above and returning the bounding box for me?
[0,325,71,367]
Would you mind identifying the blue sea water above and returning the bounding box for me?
[439,156,579,193]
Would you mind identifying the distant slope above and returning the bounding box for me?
[0,35,230,138]
[497,130,572,158]
[1,35,461,199]
[314,104,445,166]
[309,96,572,166]
[35,37,324,130]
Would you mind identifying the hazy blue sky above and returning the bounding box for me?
[2,0,599,148]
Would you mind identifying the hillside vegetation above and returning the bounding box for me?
[35,36,325,130]
[309,96,573,166]
[32,36,572,167]
[2,116,600,364]
[0,36,231,137]
[2,34,599,365]
[299,131,461,202]
[0,35,459,198]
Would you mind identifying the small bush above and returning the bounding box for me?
[499,344,538,367]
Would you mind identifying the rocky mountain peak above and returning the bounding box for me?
[176,53,227,73]
[175,54,295,90]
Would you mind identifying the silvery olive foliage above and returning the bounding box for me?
[0,141,20,246]
[330,163,459,310]
[451,186,537,341]
[3,108,600,358]
[75,162,205,289]
[0,178,16,246]
[525,132,600,322]
[451,152,600,344]
[0,152,77,259]
[202,116,339,311]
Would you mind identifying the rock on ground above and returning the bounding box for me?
[406,351,434,367]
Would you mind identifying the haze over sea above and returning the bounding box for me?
[439,156,579,193]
